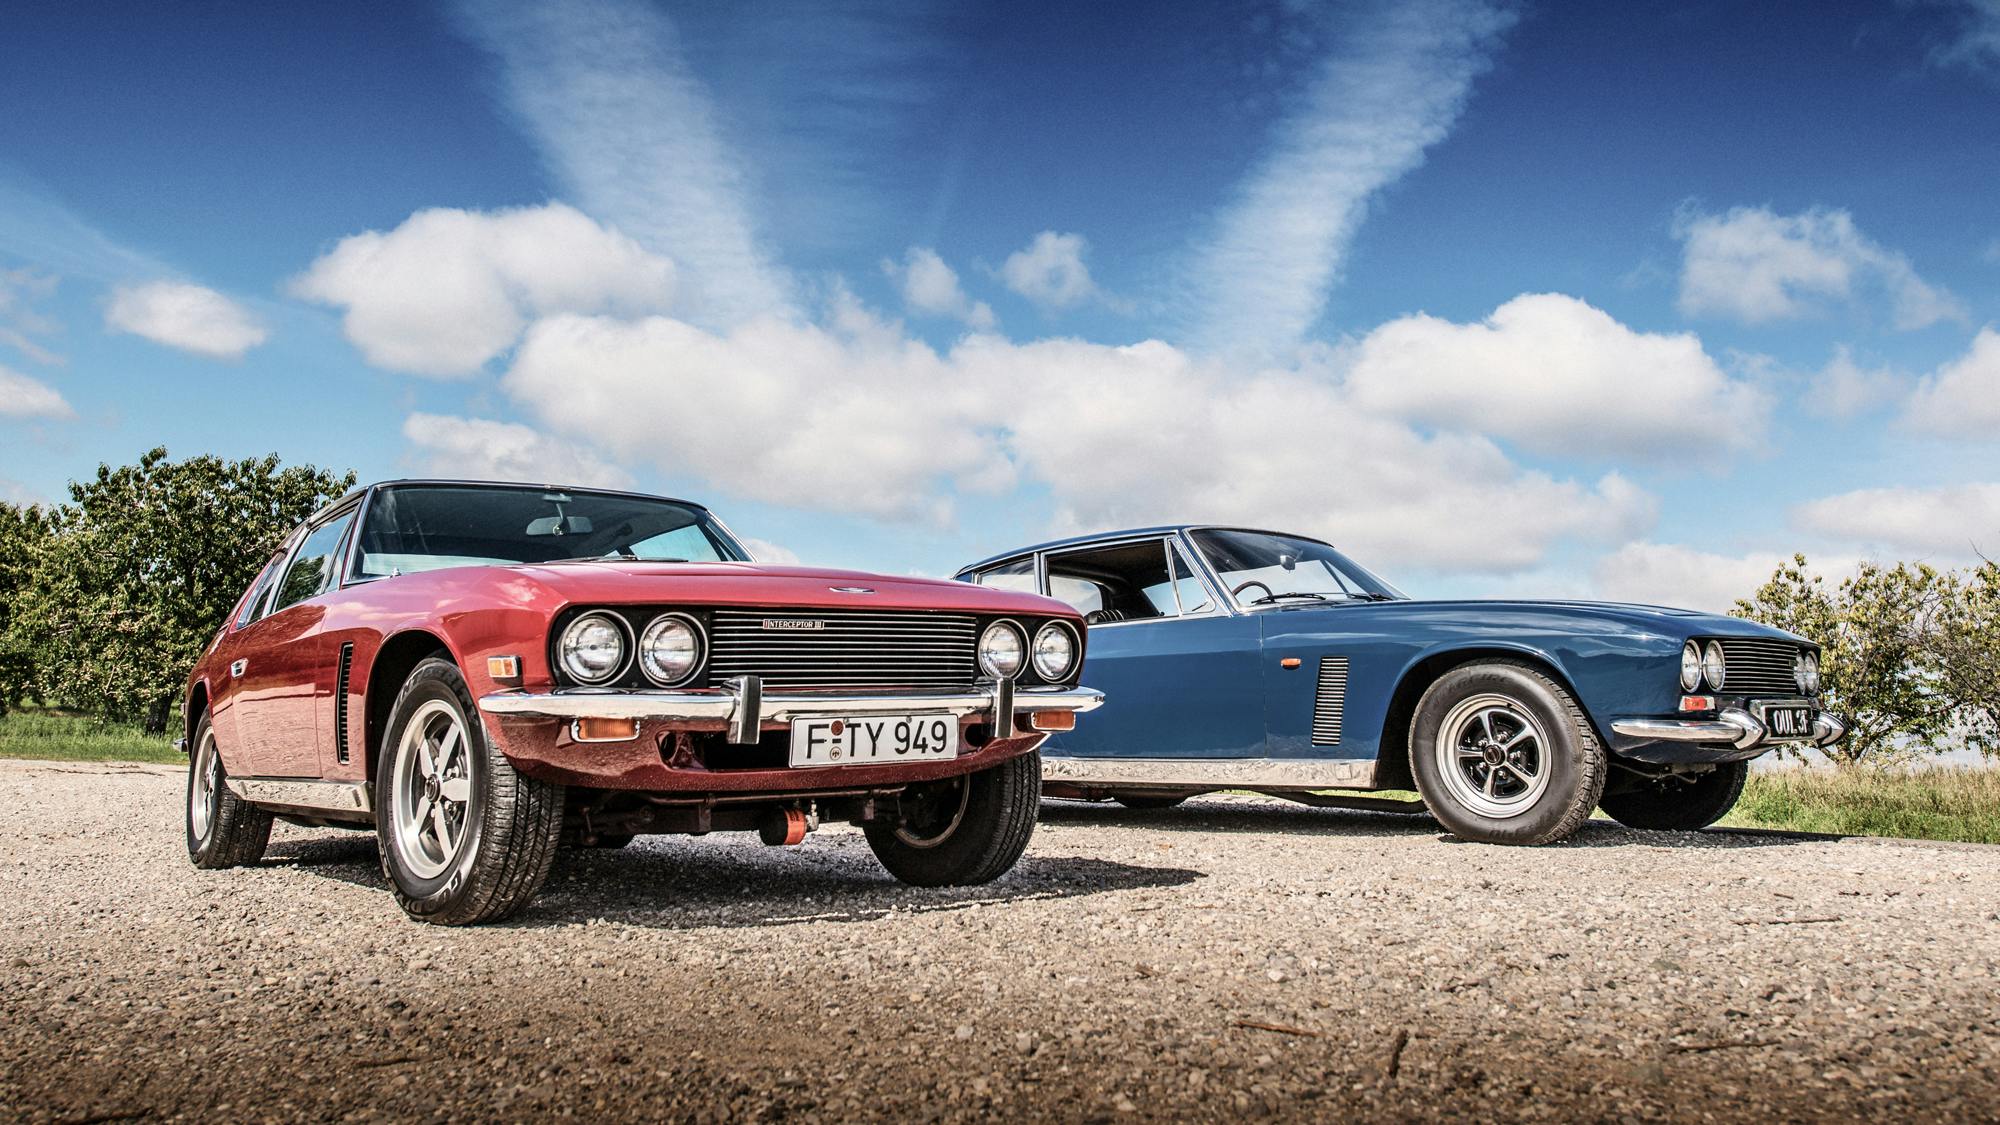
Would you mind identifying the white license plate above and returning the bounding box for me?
[788,714,959,768]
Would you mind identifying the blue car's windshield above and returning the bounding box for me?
[1190,529,1406,606]
[353,485,749,579]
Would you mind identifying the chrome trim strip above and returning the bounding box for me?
[226,777,373,815]
[1041,755,1377,790]
[478,684,1104,724]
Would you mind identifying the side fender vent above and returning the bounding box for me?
[334,642,354,764]
[1311,657,1348,747]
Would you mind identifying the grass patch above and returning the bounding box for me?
[0,706,182,764]
[1720,766,2000,845]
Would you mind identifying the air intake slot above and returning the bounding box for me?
[1312,657,1348,746]
[334,642,354,764]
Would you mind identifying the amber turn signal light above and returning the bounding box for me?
[1280,657,1302,669]
[487,655,521,680]
[1679,695,1715,712]
[1029,710,1076,732]
[572,717,639,743]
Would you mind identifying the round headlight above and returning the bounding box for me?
[1701,641,1726,692]
[639,613,703,686]
[1679,642,1703,693]
[1031,621,1078,682]
[977,621,1026,680]
[559,612,629,684]
[1796,650,1821,695]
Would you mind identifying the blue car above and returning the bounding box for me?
[956,526,1844,845]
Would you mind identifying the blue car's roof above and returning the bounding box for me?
[956,525,1328,576]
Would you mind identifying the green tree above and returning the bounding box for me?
[1937,560,2000,759]
[1734,555,1959,764]
[0,502,53,716]
[8,448,354,731]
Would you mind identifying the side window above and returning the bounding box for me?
[234,553,286,628]
[1168,543,1214,615]
[1046,540,1178,626]
[271,510,357,614]
[970,557,1038,594]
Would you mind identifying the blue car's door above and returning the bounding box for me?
[1047,613,1266,759]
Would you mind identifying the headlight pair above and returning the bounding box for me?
[978,619,1078,682]
[558,611,703,687]
[1679,641,1727,692]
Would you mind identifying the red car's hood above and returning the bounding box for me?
[507,560,1074,617]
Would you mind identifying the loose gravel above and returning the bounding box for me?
[3,757,1998,1123]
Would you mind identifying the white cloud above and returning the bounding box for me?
[453,0,791,328]
[400,413,634,490]
[1930,0,2000,71]
[292,203,676,378]
[1792,482,2000,558]
[1807,346,1906,419]
[999,232,1097,311]
[1184,0,1516,353]
[1675,205,1962,330]
[740,537,801,565]
[1589,542,1789,614]
[104,280,267,359]
[883,247,994,329]
[1345,293,1762,458]
[494,293,1654,575]
[0,267,62,366]
[1904,327,2000,436]
[0,364,74,420]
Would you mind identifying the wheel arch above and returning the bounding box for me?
[1374,644,1598,792]
[183,678,212,747]
[364,629,458,782]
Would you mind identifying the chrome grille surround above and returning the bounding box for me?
[707,608,980,690]
[1715,637,1807,696]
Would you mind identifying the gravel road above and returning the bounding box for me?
[3,758,1998,1123]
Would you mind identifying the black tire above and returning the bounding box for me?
[1601,761,1748,831]
[584,833,635,849]
[864,751,1040,886]
[1408,660,1606,845]
[376,658,564,925]
[1113,794,1188,811]
[185,714,273,869]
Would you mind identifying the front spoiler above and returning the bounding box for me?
[1610,705,1845,764]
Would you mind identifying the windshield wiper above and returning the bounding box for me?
[1249,592,1328,605]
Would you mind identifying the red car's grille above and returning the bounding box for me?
[706,609,979,690]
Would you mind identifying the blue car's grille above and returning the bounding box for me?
[1312,657,1349,746]
[707,608,979,690]
[1717,638,1805,696]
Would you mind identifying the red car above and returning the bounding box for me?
[180,480,1100,924]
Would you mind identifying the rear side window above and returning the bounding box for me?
[969,557,1037,594]
[234,554,285,628]
[272,510,357,613]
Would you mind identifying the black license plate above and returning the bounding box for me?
[1761,705,1814,741]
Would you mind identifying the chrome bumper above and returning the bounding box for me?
[1611,707,1846,752]
[478,677,1103,744]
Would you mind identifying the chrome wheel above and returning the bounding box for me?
[391,699,475,879]
[188,726,220,843]
[1434,693,1551,820]
[894,776,971,848]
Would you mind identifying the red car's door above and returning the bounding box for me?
[231,508,358,778]
[206,553,285,769]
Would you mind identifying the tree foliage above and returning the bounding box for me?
[0,503,53,716]
[5,449,353,731]
[1735,555,1985,764]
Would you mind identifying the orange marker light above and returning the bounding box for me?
[1030,710,1077,732]
[1280,657,1303,669]
[487,655,521,680]
[1679,695,1715,712]
[572,717,639,742]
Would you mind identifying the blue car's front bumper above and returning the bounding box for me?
[1610,703,1845,764]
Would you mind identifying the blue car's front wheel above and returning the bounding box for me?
[1409,660,1606,845]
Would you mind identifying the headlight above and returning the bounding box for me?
[1031,621,1078,681]
[558,612,629,684]
[1679,642,1702,693]
[638,613,703,686]
[977,621,1026,679]
[1701,641,1726,692]
[1796,650,1820,695]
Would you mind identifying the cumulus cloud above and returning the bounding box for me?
[292,203,676,378]
[999,232,1097,311]
[400,412,634,490]
[1345,293,1762,458]
[0,364,74,420]
[740,537,801,565]
[1807,346,1906,419]
[1904,327,2000,436]
[104,280,267,359]
[493,293,1654,575]
[1675,205,1962,330]
[1589,542,1790,614]
[883,247,994,329]
[1184,0,1517,352]
[1792,482,2000,558]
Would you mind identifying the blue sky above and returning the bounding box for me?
[4,0,2000,608]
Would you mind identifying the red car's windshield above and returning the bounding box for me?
[352,485,749,579]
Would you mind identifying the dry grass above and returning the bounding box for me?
[1722,765,2000,844]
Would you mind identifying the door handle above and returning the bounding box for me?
[230,659,247,678]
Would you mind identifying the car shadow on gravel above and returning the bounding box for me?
[262,833,1202,930]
